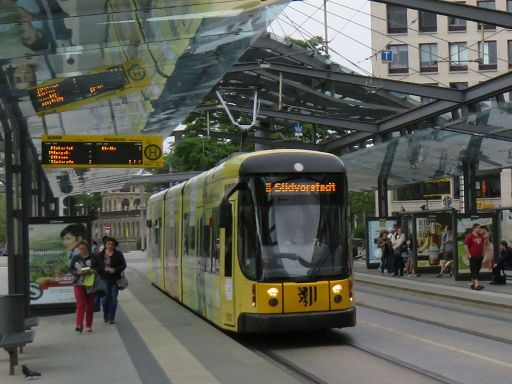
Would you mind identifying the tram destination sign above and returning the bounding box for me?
[41,135,163,168]
[265,182,336,194]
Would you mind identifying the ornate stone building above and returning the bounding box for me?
[92,185,146,252]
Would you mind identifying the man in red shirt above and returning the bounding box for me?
[464,223,484,290]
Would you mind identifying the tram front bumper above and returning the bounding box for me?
[237,307,356,333]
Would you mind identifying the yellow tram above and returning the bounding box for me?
[146,149,355,332]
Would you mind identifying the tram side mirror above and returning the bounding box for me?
[219,201,232,229]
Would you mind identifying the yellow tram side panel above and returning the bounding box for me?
[146,189,166,289]
[180,178,200,313]
[180,167,226,323]
[162,183,184,300]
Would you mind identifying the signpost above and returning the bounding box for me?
[293,123,303,137]
[104,224,111,235]
[380,50,393,63]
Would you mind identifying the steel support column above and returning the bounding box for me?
[463,136,483,214]
[377,139,399,217]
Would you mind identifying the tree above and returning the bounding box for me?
[73,192,102,216]
[349,191,375,239]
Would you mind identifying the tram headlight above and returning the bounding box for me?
[332,284,342,295]
[267,287,280,298]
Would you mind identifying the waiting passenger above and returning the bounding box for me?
[391,227,406,276]
[97,237,126,324]
[378,230,393,275]
[437,225,454,278]
[69,240,98,333]
[490,241,512,285]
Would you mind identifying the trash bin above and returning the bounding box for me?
[0,294,25,334]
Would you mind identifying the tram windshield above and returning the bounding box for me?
[238,174,348,282]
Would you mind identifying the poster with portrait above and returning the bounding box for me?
[455,214,496,277]
[414,212,454,271]
[366,217,399,268]
[28,217,91,306]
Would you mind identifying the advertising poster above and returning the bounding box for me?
[366,218,399,267]
[499,209,512,245]
[415,213,453,271]
[455,215,495,276]
[29,220,90,305]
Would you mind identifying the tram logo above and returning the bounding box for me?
[298,286,317,307]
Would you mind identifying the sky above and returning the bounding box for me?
[270,0,373,75]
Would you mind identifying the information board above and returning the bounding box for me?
[41,134,163,168]
[29,59,149,116]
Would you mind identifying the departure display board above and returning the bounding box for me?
[265,182,337,193]
[29,59,149,116]
[41,135,163,168]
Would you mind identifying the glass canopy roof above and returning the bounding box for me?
[342,110,512,192]
[0,0,289,196]
[0,1,511,198]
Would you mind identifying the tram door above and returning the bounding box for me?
[220,196,236,328]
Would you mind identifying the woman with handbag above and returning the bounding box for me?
[97,237,126,325]
[69,240,99,333]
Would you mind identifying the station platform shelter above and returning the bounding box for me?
[1,251,511,383]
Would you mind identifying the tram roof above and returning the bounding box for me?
[0,1,512,197]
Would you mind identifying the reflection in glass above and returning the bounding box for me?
[238,174,349,282]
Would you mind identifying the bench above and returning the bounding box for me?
[24,317,39,331]
[0,331,35,375]
[18,317,39,354]
[500,267,512,281]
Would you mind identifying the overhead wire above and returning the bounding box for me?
[283,2,449,86]
[288,0,501,87]
[277,10,374,77]
[293,0,493,83]
[328,3,508,79]
[332,1,508,64]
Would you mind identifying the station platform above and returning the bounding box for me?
[1,253,511,382]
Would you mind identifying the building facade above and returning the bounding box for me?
[371,1,512,214]
[92,185,145,252]
[371,0,512,88]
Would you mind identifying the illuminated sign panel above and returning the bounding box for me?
[265,182,337,193]
[29,59,149,116]
[41,135,163,168]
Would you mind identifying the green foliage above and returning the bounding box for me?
[353,223,366,239]
[169,136,239,171]
[73,192,102,216]
[285,36,327,54]
[349,191,374,216]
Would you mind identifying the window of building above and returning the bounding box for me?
[477,1,496,30]
[478,40,497,70]
[476,172,501,198]
[419,11,437,32]
[394,179,451,201]
[509,41,512,68]
[420,83,438,104]
[509,0,512,11]
[448,2,467,32]
[449,82,468,90]
[388,44,409,74]
[419,43,438,72]
[449,42,468,71]
[387,5,407,33]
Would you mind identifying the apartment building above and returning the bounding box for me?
[370,0,512,213]
[371,0,512,88]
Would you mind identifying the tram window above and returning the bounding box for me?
[238,188,259,280]
[210,208,220,274]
